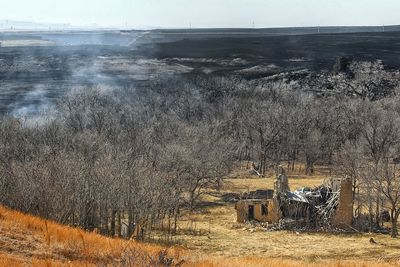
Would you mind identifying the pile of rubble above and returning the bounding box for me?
[278,184,340,228]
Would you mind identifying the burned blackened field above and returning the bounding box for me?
[1,29,400,115]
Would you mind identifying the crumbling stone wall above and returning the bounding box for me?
[236,201,250,223]
[268,197,282,223]
[331,179,353,228]
[236,199,281,224]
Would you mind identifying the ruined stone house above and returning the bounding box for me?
[235,176,353,229]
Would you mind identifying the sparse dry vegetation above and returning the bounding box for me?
[1,174,399,267]
[168,166,400,266]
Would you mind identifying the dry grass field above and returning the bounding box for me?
[0,164,399,266]
[0,202,398,267]
[173,164,400,266]
[0,205,185,266]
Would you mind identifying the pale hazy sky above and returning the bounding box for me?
[1,0,399,28]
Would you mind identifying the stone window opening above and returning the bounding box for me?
[261,204,268,216]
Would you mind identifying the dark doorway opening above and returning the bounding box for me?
[248,205,254,221]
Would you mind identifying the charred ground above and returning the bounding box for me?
[1,29,400,115]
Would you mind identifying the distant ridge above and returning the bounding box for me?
[0,20,71,30]
[2,20,400,34]
[150,25,400,36]
[0,20,120,31]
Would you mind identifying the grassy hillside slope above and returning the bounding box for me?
[0,166,399,267]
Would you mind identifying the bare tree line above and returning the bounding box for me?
[0,68,400,237]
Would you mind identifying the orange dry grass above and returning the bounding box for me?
[188,256,398,267]
[0,253,23,267]
[0,205,182,266]
[0,204,399,267]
